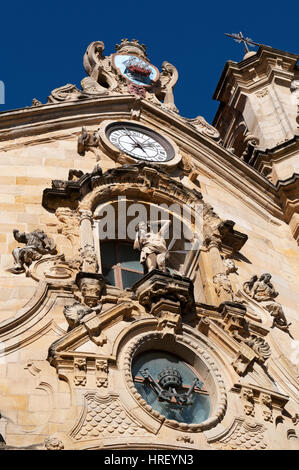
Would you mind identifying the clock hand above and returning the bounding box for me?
[122,127,148,154]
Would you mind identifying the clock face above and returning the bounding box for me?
[106,122,175,162]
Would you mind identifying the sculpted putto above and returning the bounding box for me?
[9,229,57,274]
[134,220,171,273]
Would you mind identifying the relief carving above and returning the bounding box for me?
[74,358,87,386]
[260,393,273,422]
[96,359,108,388]
[213,273,233,300]
[213,419,267,450]
[70,393,150,441]
[8,229,57,274]
[55,207,80,252]
[186,115,221,141]
[242,388,255,416]
[44,436,64,450]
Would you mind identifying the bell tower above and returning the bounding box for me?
[213,39,299,243]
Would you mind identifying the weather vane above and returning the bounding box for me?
[225,32,261,53]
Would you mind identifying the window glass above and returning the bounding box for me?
[132,351,210,424]
[101,241,143,289]
[121,270,143,289]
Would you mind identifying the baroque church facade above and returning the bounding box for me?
[0,38,298,450]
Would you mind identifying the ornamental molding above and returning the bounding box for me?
[42,161,203,213]
[120,330,227,432]
[69,392,151,443]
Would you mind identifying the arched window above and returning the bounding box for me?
[101,241,143,289]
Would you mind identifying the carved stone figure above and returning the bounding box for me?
[134,220,170,273]
[64,274,104,330]
[250,273,279,302]
[8,229,57,274]
[77,126,100,156]
[243,273,291,332]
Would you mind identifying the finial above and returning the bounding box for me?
[225,31,262,58]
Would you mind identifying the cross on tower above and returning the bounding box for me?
[225,31,261,53]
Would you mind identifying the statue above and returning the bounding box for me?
[134,220,171,273]
[251,273,278,301]
[63,274,104,330]
[243,273,291,333]
[8,229,57,274]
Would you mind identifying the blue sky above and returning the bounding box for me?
[0,0,298,123]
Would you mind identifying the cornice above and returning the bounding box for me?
[213,45,299,103]
[0,94,283,220]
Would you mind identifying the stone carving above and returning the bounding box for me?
[186,115,221,141]
[156,311,182,337]
[55,207,80,252]
[71,393,149,441]
[242,388,255,416]
[260,393,273,422]
[214,419,267,450]
[77,127,101,157]
[8,229,57,274]
[243,273,291,332]
[64,273,105,330]
[213,273,233,299]
[32,98,42,107]
[134,220,171,273]
[176,435,194,444]
[155,61,179,113]
[83,41,119,92]
[80,76,109,96]
[44,436,64,450]
[224,258,238,275]
[244,335,271,362]
[244,273,278,301]
[47,84,83,103]
[133,270,195,317]
[74,358,87,386]
[79,244,99,273]
[96,359,108,388]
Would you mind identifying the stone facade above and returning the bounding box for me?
[0,39,298,450]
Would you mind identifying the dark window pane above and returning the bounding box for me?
[102,266,115,286]
[101,241,116,266]
[121,270,143,289]
[118,243,142,271]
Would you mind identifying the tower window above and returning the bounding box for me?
[101,241,143,289]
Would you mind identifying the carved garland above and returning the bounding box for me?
[121,331,227,432]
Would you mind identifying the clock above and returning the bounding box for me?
[105,122,175,163]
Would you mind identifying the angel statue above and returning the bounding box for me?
[134,220,171,274]
[8,229,57,274]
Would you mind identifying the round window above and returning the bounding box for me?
[132,351,210,424]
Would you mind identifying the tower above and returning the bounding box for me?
[0,38,298,451]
